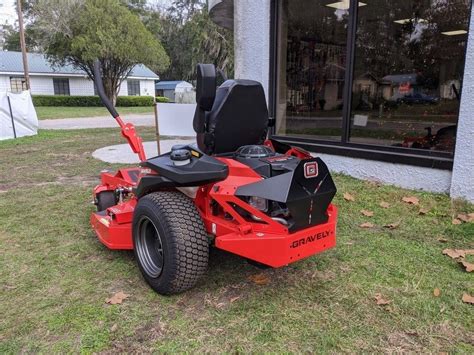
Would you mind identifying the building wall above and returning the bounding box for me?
[450,8,474,202]
[30,77,54,95]
[118,80,128,96]
[140,80,155,97]
[162,89,175,101]
[233,0,474,202]
[313,153,453,194]
[0,75,9,93]
[0,74,155,97]
[234,0,271,100]
[69,77,95,96]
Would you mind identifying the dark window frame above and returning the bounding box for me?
[269,0,473,170]
[127,79,141,96]
[53,78,70,96]
[10,77,27,93]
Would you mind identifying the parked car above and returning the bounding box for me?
[397,93,440,105]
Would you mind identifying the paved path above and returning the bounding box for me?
[92,140,195,164]
[39,114,155,130]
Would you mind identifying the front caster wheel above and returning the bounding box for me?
[132,191,209,295]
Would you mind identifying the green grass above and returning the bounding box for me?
[0,129,473,353]
[36,106,154,120]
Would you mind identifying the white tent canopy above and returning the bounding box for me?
[0,91,38,140]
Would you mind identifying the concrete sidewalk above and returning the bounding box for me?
[39,114,155,130]
[92,139,195,163]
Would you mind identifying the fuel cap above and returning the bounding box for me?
[171,144,188,151]
[170,149,192,166]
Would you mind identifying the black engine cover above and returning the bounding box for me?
[235,154,300,178]
[235,157,336,231]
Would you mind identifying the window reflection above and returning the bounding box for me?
[276,0,348,140]
[350,0,470,153]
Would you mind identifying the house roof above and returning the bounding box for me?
[0,51,159,79]
[155,81,192,90]
[382,73,418,85]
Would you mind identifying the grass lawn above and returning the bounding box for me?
[0,129,473,353]
[36,106,154,120]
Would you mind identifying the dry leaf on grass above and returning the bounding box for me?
[359,222,374,229]
[384,221,401,230]
[110,323,118,332]
[343,192,355,202]
[433,288,441,297]
[105,291,129,305]
[457,213,474,223]
[230,296,241,303]
[419,208,430,215]
[462,293,474,305]
[374,293,391,305]
[437,237,449,243]
[380,201,390,209]
[460,261,474,272]
[361,209,374,217]
[442,249,467,259]
[402,196,419,205]
[248,273,270,285]
[452,218,462,225]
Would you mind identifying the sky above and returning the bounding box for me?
[0,0,174,28]
[0,0,17,27]
[148,0,173,8]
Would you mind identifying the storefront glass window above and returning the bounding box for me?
[350,0,470,153]
[276,0,349,141]
[276,0,471,156]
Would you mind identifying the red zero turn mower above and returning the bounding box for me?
[90,62,338,295]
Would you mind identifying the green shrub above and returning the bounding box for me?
[32,95,102,107]
[156,96,170,103]
[116,96,154,107]
[32,95,154,107]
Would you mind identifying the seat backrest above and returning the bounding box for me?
[193,64,269,155]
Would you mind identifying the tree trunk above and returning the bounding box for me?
[103,79,118,107]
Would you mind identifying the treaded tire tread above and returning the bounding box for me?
[132,191,209,295]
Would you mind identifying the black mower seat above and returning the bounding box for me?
[193,64,269,155]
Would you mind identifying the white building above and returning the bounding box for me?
[0,51,158,96]
[209,0,474,203]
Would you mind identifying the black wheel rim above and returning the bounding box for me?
[136,216,164,278]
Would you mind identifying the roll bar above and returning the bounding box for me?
[93,60,146,162]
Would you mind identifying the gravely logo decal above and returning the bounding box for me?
[304,161,318,179]
[290,230,331,249]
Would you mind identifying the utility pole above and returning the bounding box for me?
[17,0,30,90]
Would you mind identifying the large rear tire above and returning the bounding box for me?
[132,191,209,295]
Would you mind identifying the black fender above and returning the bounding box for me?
[134,175,178,198]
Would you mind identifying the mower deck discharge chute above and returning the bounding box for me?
[90,61,338,294]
